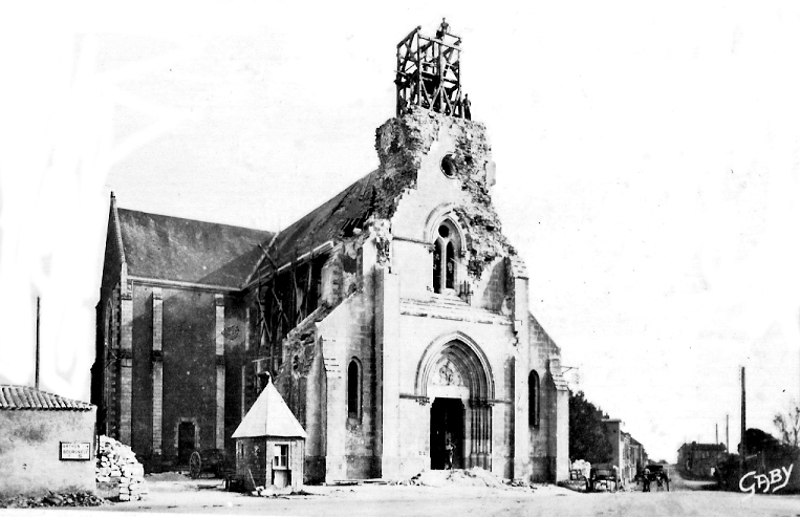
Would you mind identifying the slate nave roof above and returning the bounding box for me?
[108,169,379,290]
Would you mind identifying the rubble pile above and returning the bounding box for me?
[505,478,533,488]
[400,467,510,488]
[95,435,148,501]
[0,491,105,509]
[250,485,292,497]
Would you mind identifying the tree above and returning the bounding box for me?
[569,390,613,464]
[773,404,800,448]
[742,428,782,455]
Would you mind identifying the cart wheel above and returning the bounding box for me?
[189,451,202,479]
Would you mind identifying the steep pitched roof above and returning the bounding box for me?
[250,170,379,281]
[117,208,274,288]
[232,382,307,439]
[0,385,94,411]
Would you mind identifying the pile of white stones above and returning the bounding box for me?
[571,459,591,480]
[95,436,147,501]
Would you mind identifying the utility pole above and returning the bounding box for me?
[35,296,41,389]
[716,423,719,445]
[740,367,746,476]
[726,414,729,453]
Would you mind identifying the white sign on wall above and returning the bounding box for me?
[59,441,92,461]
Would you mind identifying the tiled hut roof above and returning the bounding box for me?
[117,208,274,288]
[249,170,379,281]
[0,385,94,411]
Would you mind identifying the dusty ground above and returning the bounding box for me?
[4,469,800,517]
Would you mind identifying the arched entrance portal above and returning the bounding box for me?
[416,335,495,471]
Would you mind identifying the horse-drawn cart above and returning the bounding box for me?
[587,464,621,492]
[640,464,670,491]
[188,449,231,479]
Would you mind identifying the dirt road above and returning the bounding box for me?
[9,471,799,516]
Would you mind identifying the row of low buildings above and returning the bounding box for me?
[601,418,649,483]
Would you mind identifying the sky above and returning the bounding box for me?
[1,1,800,463]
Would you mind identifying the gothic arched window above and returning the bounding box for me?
[432,220,459,294]
[529,370,540,428]
[347,358,362,420]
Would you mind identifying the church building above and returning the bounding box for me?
[92,22,570,483]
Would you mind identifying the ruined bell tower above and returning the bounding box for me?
[395,19,467,118]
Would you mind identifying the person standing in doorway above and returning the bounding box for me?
[445,433,455,470]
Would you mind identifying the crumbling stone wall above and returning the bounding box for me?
[375,107,515,281]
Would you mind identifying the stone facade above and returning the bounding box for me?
[93,107,570,483]
[629,436,648,478]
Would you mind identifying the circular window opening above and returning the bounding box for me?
[441,154,457,178]
[438,224,450,238]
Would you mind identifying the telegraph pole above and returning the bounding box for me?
[35,296,41,389]
[740,367,746,475]
[726,414,729,453]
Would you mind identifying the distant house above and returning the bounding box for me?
[677,442,727,478]
[0,385,96,496]
[602,419,629,481]
[629,436,648,476]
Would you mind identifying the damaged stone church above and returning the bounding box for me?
[92,22,570,484]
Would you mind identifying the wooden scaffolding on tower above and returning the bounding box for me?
[395,20,464,117]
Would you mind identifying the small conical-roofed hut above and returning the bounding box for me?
[232,381,306,490]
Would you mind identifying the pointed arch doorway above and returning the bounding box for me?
[417,335,495,471]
